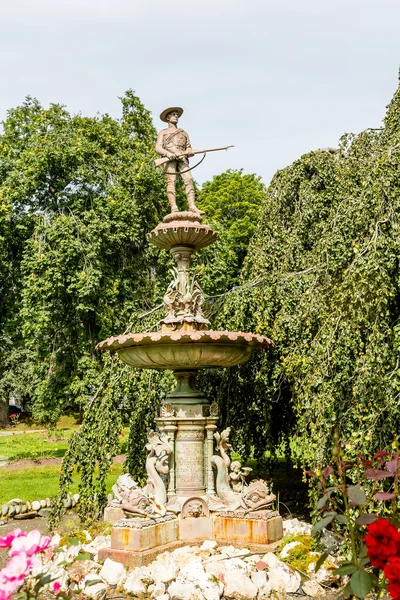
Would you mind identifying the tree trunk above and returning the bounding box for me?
[0,399,8,428]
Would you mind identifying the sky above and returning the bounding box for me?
[1,0,400,186]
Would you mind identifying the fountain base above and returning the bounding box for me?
[100,511,282,568]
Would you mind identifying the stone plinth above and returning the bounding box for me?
[179,516,213,541]
[213,513,283,545]
[111,518,178,552]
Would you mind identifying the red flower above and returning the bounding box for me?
[388,580,400,600]
[365,519,400,569]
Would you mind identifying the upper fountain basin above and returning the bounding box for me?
[96,330,273,370]
[148,213,218,251]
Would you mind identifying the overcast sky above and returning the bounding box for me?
[1,0,399,185]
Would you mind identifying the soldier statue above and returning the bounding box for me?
[155,107,201,214]
[155,107,233,216]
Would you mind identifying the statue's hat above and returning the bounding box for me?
[160,106,183,123]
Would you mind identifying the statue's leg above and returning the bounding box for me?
[165,162,178,212]
[179,161,203,214]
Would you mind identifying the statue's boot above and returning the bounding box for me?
[167,188,179,213]
[186,187,205,215]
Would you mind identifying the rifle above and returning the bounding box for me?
[154,145,234,168]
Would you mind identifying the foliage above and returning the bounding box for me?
[195,169,265,293]
[0,92,170,425]
[310,431,400,598]
[203,79,400,469]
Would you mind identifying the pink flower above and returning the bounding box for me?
[1,552,33,582]
[52,581,61,595]
[0,573,21,600]
[0,529,23,549]
[10,530,53,557]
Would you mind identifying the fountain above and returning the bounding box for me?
[97,107,283,567]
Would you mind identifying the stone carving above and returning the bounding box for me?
[181,497,210,519]
[229,461,253,493]
[242,479,276,512]
[161,265,209,328]
[110,474,164,519]
[115,514,177,529]
[209,401,219,417]
[209,427,276,513]
[144,430,173,507]
[160,403,175,418]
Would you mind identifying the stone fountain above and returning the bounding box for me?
[97,105,282,567]
[97,210,283,567]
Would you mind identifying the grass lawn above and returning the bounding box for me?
[0,430,76,461]
[0,463,123,504]
[0,417,129,504]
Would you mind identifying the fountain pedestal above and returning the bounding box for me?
[98,210,283,566]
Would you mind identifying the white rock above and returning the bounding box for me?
[283,517,312,535]
[218,545,250,557]
[155,595,170,600]
[124,566,152,597]
[31,500,41,511]
[53,543,82,566]
[223,557,252,576]
[30,561,69,593]
[168,581,203,600]
[223,570,257,600]
[261,552,301,594]
[148,581,166,598]
[176,558,222,600]
[307,560,334,584]
[280,541,301,558]
[303,579,326,597]
[171,545,196,558]
[244,554,261,566]
[204,561,226,579]
[150,556,180,582]
[251,570,267,589]
[99,558,126,586]
[82,535,111,561]
[176,558,205,582]
[83,574,107,600]
[200,540,217,551]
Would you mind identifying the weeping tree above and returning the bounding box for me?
[204,78,400,471]
[0,92,172,425]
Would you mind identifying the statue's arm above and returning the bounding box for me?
[185,131,194,157]
[156,131,168,157]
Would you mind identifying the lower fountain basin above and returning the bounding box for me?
[97,330,272,370]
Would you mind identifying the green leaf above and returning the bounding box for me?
[347,486,367,506]
[67,537,81,546]
[314,545,336,573]
[334,564,358,576]
[34,573,55,593]
[341,582,354,598]
[85,579,103,587]
[350,569,373,598]
[75,552,91,561]
[311,512,337,535]
[336,514,349,524]
[359,544,367,558]
[316,493,330,510]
